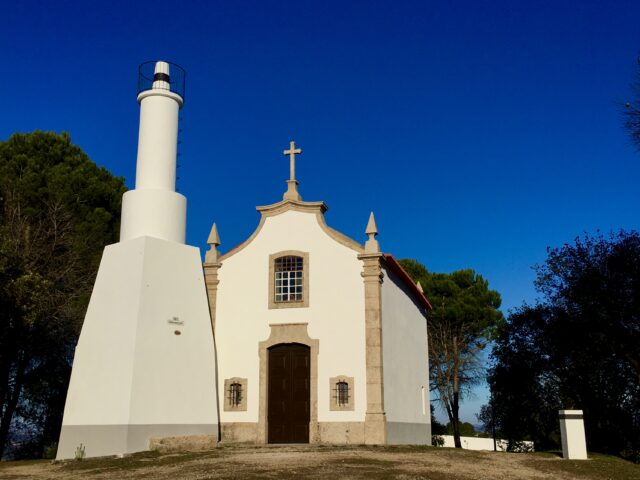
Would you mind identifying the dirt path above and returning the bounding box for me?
[1,444,638,480]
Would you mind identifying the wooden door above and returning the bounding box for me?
[268,343,310,443]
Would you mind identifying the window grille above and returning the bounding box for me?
[335,381,349,406]
[229,382,242,408]
[274,255,304,302]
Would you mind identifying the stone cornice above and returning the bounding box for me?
[257,199,328,216]
[203,261,222,269]
[317,213,364,254]
[357,252,384,261]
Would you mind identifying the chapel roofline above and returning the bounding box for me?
[383,254,433,311]
[208,204,433,312]
[256,198,328,216]
[215,198,364,262]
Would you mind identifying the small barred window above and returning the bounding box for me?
[329,376,353,411]
[229,382,242,408]
[274,255,304,303]
[224,378,247,411]
[336,381,349,406]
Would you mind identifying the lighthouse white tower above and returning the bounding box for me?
[57,61,219,459]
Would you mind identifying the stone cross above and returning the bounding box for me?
[283,141,302,182]
[283,141,302,201]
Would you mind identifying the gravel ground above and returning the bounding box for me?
[1,444,638,480]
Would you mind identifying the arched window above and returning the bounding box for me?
[269,251,309,309]
[336,381,349,406]
[229,382,242,408]
[274,255,304,303]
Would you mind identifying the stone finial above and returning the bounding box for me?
[207,223,221,246]
[416,281,424,293]
[283,140,302,201]
[364,212,380,253]
[205,223,221,263]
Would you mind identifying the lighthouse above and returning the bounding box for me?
[57,61,219,459]
[120,61,186,243]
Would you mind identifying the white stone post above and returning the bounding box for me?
[559,410,588,459]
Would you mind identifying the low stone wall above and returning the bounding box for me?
[149,435,217,453]
[440,435,533,452]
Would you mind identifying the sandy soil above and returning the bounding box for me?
[1,444,637,480]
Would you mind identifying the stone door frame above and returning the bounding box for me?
[258,323,319,443]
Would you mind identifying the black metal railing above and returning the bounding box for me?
[137,60,186,100]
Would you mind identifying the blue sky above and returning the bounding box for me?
[2,0,640,424]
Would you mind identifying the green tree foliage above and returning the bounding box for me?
[476,403,493,435]
[475,403,499,440]
[0,131,126,458]
[489,232,640,460]
[398,259,503,449]
[486,306,561,451]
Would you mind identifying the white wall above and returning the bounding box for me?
[120,87,186,244]
[441,435,534,452]
[381,265,430,439]
[61,240,143,426]
[215,209,367,424]
[135,91,180,191]
[127,238,219,425]
[120,189,186,243]
[58,236,219,457]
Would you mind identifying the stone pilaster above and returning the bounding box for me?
[204,223,222,332]
[358,252,387,444]
[203,261,222,332]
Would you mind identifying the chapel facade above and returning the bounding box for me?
[57,65,432,459]
[204,142,432,445]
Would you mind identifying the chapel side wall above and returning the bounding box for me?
[381,265,431,444]
[214,210,367,443]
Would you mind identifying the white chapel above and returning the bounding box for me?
[56,61,432,458]
[207,141,432,445]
